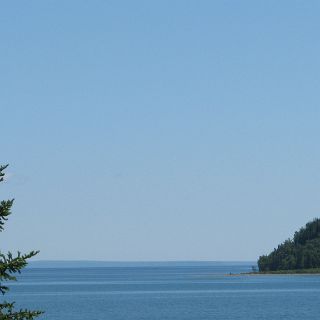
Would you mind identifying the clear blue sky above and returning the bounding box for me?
[1,1,320,261]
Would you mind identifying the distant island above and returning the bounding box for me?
[257,218,320,274]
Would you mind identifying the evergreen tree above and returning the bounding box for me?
[0,164,42,319]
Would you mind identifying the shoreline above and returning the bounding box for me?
[227,269,320,276]
[226,273,320,276]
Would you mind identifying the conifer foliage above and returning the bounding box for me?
[0,164,42,319]
[258,218,320,271]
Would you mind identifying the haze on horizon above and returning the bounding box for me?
[1,1,320,262]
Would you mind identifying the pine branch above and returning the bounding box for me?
[0,200,14,232]
[0,164,9,182]
[0,164,43,318]
[0,251,39,294]
[0,302,43,319]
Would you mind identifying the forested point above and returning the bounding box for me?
[258,218,320,272]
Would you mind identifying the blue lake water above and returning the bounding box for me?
[4,262,320,319]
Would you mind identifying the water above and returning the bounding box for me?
[4,262,320,319]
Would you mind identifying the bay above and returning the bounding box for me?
[4,262,320,319]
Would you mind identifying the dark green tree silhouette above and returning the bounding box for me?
[0,164,42,319]
[258,218,320,272]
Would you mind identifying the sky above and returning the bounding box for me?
[1,1,320,261]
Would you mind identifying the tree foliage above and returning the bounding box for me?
[258,218,320,271]
[0,164,42,319]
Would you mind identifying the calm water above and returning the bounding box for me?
[4,262,320,319]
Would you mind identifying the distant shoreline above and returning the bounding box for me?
[27,260,254,269]
[228,268,320,276]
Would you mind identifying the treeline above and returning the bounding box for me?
[258,218,320,271]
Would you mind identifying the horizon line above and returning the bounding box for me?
[30,259,255,263]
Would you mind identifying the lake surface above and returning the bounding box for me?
[4,262,320,319]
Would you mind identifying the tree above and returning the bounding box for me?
[0,164,42,319]
[258,218,320,272]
